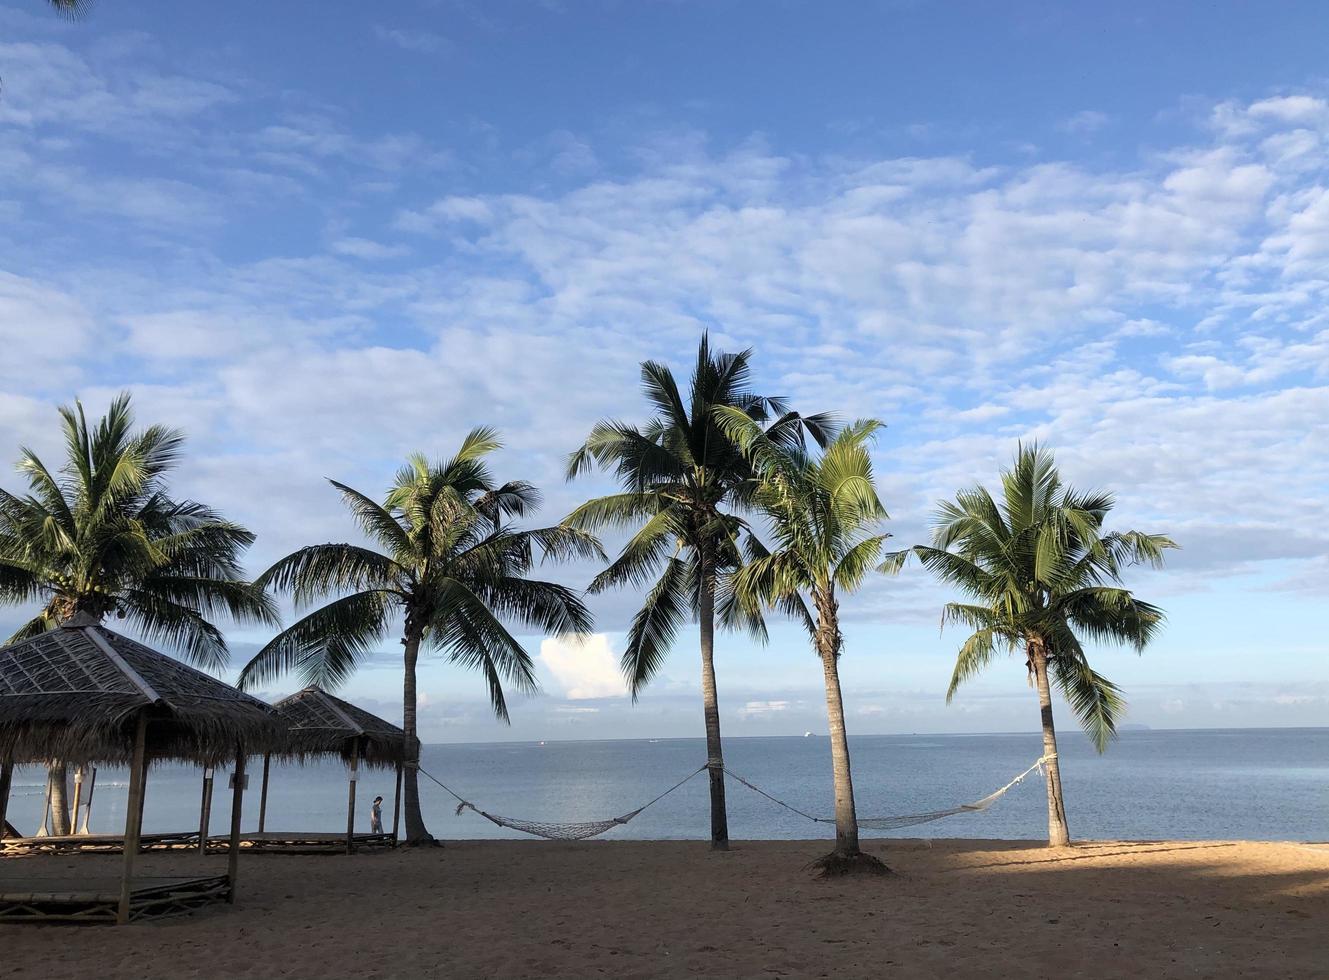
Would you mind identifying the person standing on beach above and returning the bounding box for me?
[370,796,384,834]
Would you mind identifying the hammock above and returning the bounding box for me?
[418,764,707,841]
[723,756,1051,831]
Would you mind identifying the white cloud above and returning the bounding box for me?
[395,195,494,232]
[0,271,94,384]
[738,700,791,718]
[1060,109,1111,136]
[373,25,452,55]
[539,634,628,700]
[330,237,411,261]
[1246,95,1329,127]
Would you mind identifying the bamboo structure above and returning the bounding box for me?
[0,615,280,925]
[246,686,406,853]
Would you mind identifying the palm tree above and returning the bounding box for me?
[895,444,1174,846]
[238,428,601,844]
[0,393,274,834]
[563,334,833,850]
[718,410,892,874]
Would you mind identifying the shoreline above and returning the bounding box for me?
[4,838,1326,978]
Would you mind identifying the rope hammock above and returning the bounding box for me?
[417,764,708,841]
[414,755,1049,841]
[723,755,1051,831]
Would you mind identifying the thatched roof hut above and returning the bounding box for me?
[0,616,280,767]
[270,686,405,768]
[250,687,405,848]
[0,615,277,924]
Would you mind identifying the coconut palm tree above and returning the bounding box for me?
[717,410,891,874]
[0,393,274,834]
[894,444,1174,846]
[563,334,834,850]
[238,428,601,844]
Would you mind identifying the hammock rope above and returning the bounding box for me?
[411,756,1049,841]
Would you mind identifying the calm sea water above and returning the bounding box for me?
[5,728,1326,842]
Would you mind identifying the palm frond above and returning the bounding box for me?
[480,576,595,637]
[833,534,891,591]
[1050,648,1126,752]
[587,509,676,594]
[525,525,607,565]
[137,574,280,628]
[429,578,541,722]
[946,628,999,700]
[237,590,395,690]
[256,543,403,607]
[621,557,692,699]
[328,481,412,555]
[561,492,657,532]
[118,591,233,672]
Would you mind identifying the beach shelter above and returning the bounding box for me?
[0,614,280,923]
[245,686,405,854]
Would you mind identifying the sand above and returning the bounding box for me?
[2,839,1327,979]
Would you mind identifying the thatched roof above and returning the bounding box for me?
[268,687,405,768]
[0,618,282,766]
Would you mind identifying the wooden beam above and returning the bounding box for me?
[117,713,149,925]
[345,741,359,855]
[226,748,246,904]
[0,763,12,839]
[257,753,270,833]
[391,762,403,842]
[197,768,214,854]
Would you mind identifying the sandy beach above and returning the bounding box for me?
[2,838,1326,979]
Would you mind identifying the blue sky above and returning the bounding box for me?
[0,0,1326,743]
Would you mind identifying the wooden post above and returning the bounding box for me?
[136,762,150,838]
[78,767,97,835]
[257,753,271,833]
[36,777,51,836]
[345,742,360,855]
[0,763,13,839]
[197,768,214,854]
[70,766,84,834]
[226,748,246,904]
[391,762,403,842]
[117,714,149,925]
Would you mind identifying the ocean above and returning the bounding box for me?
[4,728,1326,842]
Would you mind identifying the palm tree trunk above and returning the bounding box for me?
[401,628,434,844]
[47,764,71,836]
[818,630,860,857]
[698,563,729,851]
[1029,640,1071,847]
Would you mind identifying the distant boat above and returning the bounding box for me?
[804,731,814,738]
